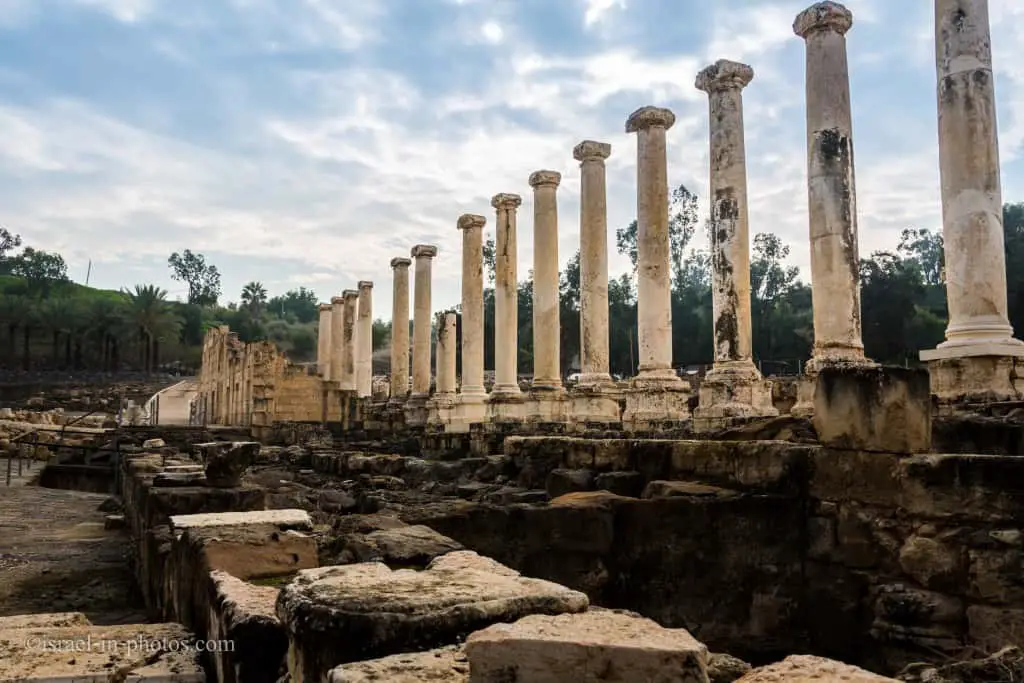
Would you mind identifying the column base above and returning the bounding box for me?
[575,372,615,389]
[490,383,523,398]
[693,363,777,432]
[622,377,691,430]
[790,355,878,418]
[568,384,622,424]
[920,341,1024,405]
[525,388,572,423]
[403,393,430,426]
[426,393,457,426]
[444,392,489,433]
[486,391,528,423]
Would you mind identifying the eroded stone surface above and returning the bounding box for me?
[0,612,91,629]
[736,654,896,682]
[169,508,312,532]
[464,610,708,682]
[201,441,261,487]
[328,645,470,682]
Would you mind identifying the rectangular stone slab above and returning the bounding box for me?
[328,645,469,682]
[169,509,312,532]
[464,610,708,682]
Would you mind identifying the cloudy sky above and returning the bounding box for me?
[2,0,1023,317]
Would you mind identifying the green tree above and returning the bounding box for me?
[267,287,318,323]
[559,250,581,374]
[860,252,927,364]
[372,319,390,352]
[168,250,221,306]
[0,227,22,274]
[482,237,496,284]
[11,247,69,297]
[241,281,268,316]
[124,285,182,373]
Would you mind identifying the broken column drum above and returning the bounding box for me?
[492,193,523,396]
[410,245,438,398]
[530,170,563,391]
[330,296,346,389]
[317,303,332,381]
[356,281,373,398]
[389,257,412,401]
[341,291,359,391]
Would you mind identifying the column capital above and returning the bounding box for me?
[491,193,522,209]
[390,256,412,269]
[457,213,486,231]
[358,280,373,290]
[330,295,344,305]
[625,106,675,133]
[411,244,438,259]
[342,290,359,300]
[528,170,561,188]
[794,1,852,38]
[320,303,334,312]
[573,140,611,162]
[696,59,754,93]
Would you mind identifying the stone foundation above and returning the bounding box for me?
[622,380,691,430]
[924,354,1024,405]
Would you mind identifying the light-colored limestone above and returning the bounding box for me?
[436,312,457,397]
[694,59,777,422]
[464,610,709,683]
[736,654,897,682]
[458,214,488,403]
[317,303,332,381]
[330,295,346,389]
[530,170,563,392]
[0,613,91,629]
[356,281,373,398]
[341,290,359,391]
[793,1,870,372]
[492,193,523,397]
[169,509,313,532]
[390,257,412,401]
[330,646,469,683]
[411,245,439,399]
[574,140,614,388]
[920,0,1024,400]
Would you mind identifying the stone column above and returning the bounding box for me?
[356,281,373,398]
[530,170,563,391]
[389,257,411,401]
[341,290,358,391]
[794,2,868,369]
[435,312,457,397]
[458,213,487,399]
[625,106,683,385]
[330,295,345,388]
[492,193,522,396]
[574,140,613,387]
[920,0,1024,380]
[411,244,438,398]
[317,303,332,381]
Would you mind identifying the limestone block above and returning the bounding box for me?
[0,612,91,629]
[707,652,752,682]
[623,384,691,428]
[276,552,588,679]
[813,366,931,453]
[735,655,897,682]
[142,438,166,449]
[170,509,312,532]
[329,646,469,682]
[464,610,708,682]
[203,441,262,487]
[207,571,288,683]
[189,524,318,580]
[642,480,740,500]
[870,584,963,650]
[0,623,205,682]
[898,535,964,592]
[333,524,465,568]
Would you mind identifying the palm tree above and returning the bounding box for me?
[43,298,75,369]
[123,285,182,373]
[241,281,268,316]
[89,297,128,372]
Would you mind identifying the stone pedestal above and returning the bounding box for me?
[694,369,776,433]
[356,281,373,398]
[389,257,412,405]
[622,378,691,431]
[919,0,1024,402]
[492,193,523,397]
[568,385,622,424]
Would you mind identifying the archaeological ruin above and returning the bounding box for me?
[5,1,1024,681]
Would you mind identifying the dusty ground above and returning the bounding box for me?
[0,458,146,624]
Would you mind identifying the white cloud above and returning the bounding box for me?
[583,0,625,27]
[481,20,503,44]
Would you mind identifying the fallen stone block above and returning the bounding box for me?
[142,438,166,449]
[0,612,91,629]
[335,524,464,568]
[169,509,312,533]
[329,645,470,682]
[0,622,205,682]
[183,523,319,581]
[736,654,897,681]
[642,480,741,500]
[464,609,708,682]
[708,652,752,683]
[154,471,207,487]
[202,441,262,487]
[276,551,589,681]
[208,571,288,683]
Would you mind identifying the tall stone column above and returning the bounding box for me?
[389,258,411,401]
[530,170,563,391]
[317,303,332,381]
[920,0,1024,401]
[356,281,373,398]
[574,140,613,387]
[794,2,869,369]
[492,193,522,396]
[410,244,438,398]
[458,213,487,400]
[330,295,345,388]
[435,312,457,397]
[341,291,358,391]
[694,60,777,424]
[625,106,683,385]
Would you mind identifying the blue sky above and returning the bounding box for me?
[1,0,1023,317]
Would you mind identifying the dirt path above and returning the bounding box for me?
[0,459,146,624]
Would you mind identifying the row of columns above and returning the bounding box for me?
[316,285,373,398]
[327,0,1022,415]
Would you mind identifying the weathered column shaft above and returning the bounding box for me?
[530,170,562,389]
[411,245,438,396]
[317,303,332,380]
[934,0,1013,345]
[390,258,411,400]
[795,1,866,365]
[458,214,487,398]
[435,312,457,395]
[626,106,678,380]
[356,281,373,397]
[574,141,613,386]
[697,60,756,368]
[341,291,358,390]
[330,296,345,387]
[492,193,522,395]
